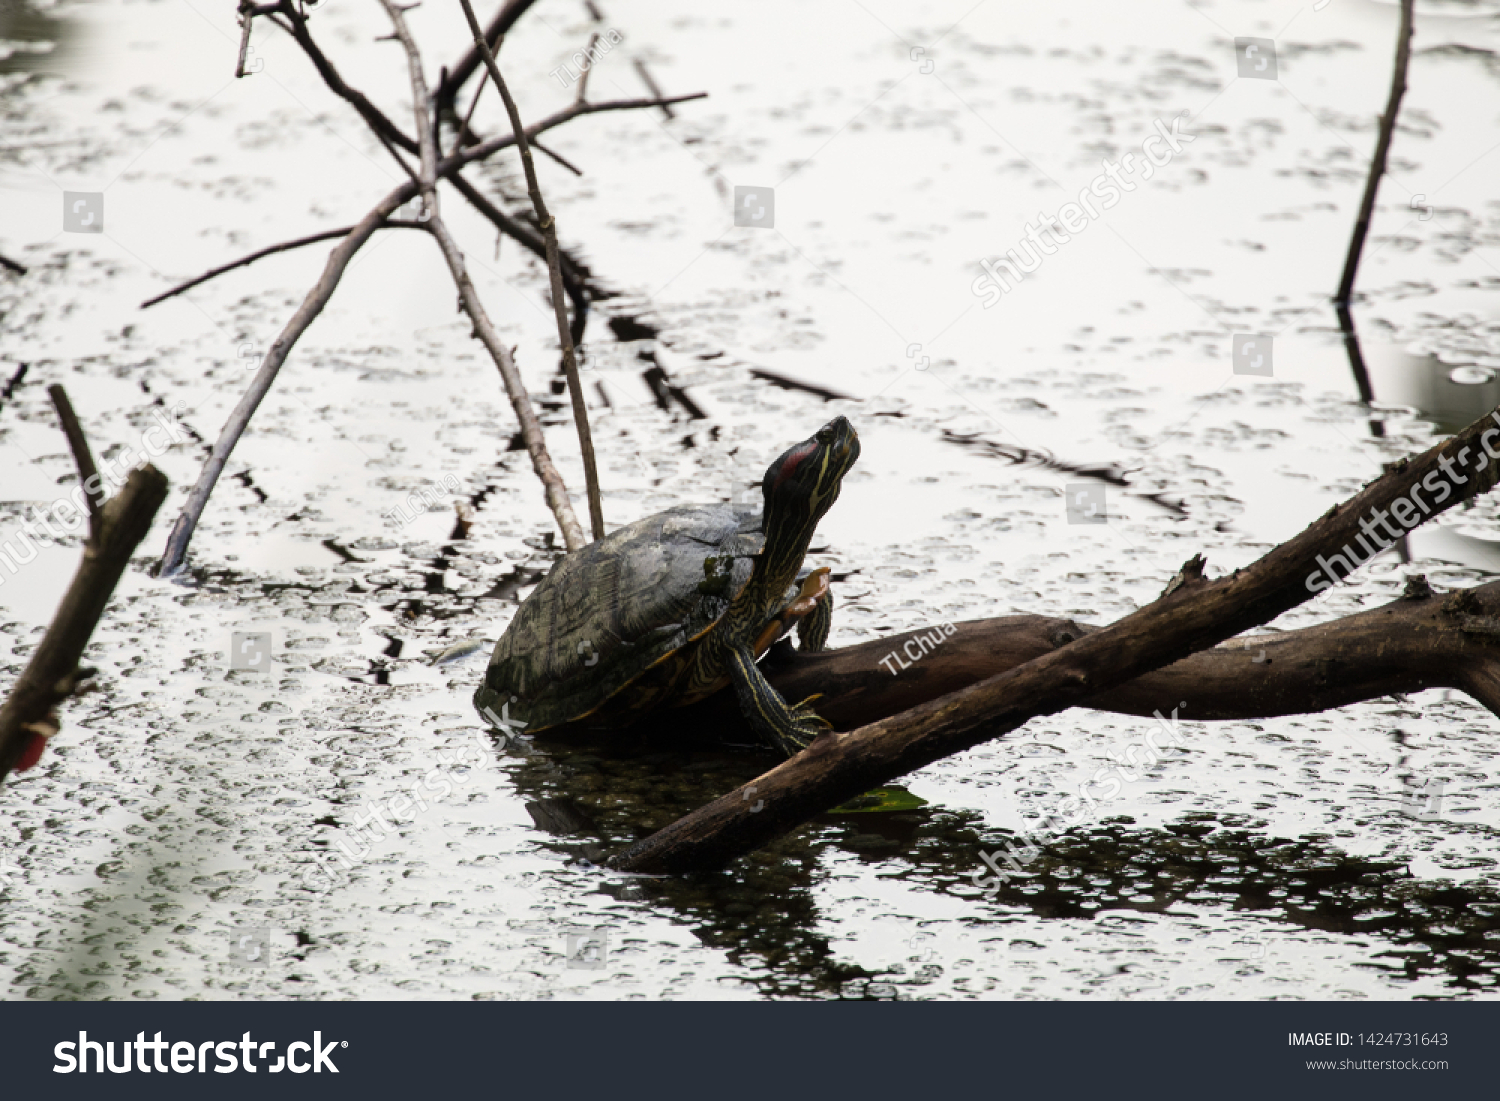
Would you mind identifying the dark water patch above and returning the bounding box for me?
[230,469,268,504]
[320,538,370,565]
[477,564,546,604]
[642,363,706,419]
[0,0,78,78]
[0,360,26,415]
[941,428,1211,525]
[749,367,855,402]
[607,314,660,343]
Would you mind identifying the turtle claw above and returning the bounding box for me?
[776,698,832,756]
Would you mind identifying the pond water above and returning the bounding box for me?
[2,0,1500,1000]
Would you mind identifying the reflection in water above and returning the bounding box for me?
[0,0,78,80]
[510,723,1500,997]
[1366,338,1500,437]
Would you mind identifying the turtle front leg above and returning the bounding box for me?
[797,588,833,652]
[727,645,831,757]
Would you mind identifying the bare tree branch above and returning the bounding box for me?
[140,220,426,309]
[382,0,587,551]
[153,1,702,569]
[459,61,490,141]
[660,579,1500,737]
[46,384,103,535]
[157,186,412,575]
[530,138,583,177]
[460,0,604,541]
[436,0,540,111]
[439,91,707,178]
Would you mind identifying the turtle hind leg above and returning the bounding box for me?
[797,588,833,653]
[727,645,831,757]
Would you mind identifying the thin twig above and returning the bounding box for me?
[456,115,582,176]
[436,0,540,111]
[140,220,426,309]
[1335,0,1415,306]
[382,0,441,227]
[576,33,600,106]
[234,0,257,78]
[459,0,605,541]
[443,91,706,177]
[269,0,421,156]
[459,63,490,139]
[633,59,675,120]
[531,138,583,177]
[446,172,589,347]
[374,125,422,186]
[46,384,103,535]
[0,252,26,276]
[381,0,587,552]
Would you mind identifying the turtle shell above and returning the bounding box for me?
[474,503,766,732]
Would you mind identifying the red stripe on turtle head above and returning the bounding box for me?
[773,442,818,488]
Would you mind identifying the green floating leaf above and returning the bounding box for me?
[828,786,930,814]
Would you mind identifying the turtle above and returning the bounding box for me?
[473,416,860,756]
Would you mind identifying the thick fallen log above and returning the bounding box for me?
[685,576,1494,731]
[611,403,1500,874]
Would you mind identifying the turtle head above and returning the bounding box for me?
[759,417,860,572]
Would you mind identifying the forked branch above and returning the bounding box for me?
[614,403,1500,873]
